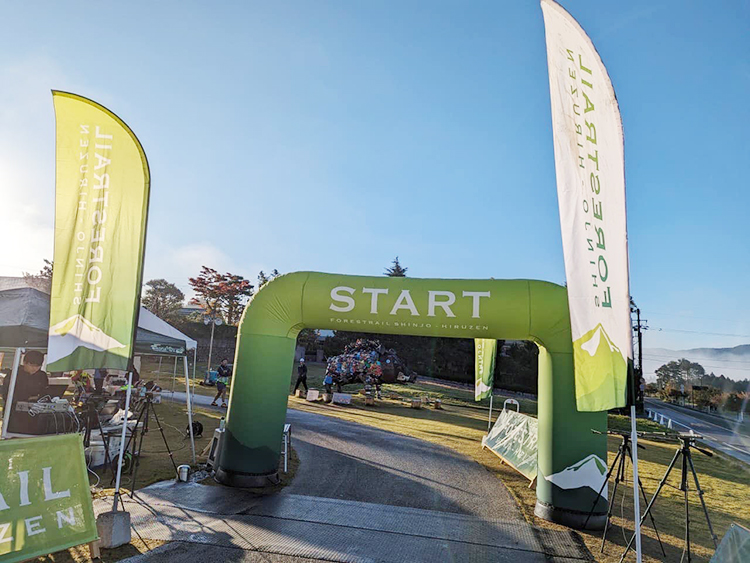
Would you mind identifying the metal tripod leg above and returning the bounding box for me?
[686,449,718,548]
[681,452,691,563]
[149,399,178,474]
[130,400,151,498]
[584,443,623,530]
[601,448,626,553]
[619,447,682,563]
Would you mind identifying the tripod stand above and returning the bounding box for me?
[80,397,114,477]
[583,431,665,556]
[110,393,178,497]
[619,433,719,563]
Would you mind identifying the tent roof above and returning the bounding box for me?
[0,278,196,355]
[138,307,197,350]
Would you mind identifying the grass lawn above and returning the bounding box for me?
[289,363,750,562]
[89,399,224,493]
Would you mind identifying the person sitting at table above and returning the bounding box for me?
[1,350,51,433]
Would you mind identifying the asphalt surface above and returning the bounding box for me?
[126,392,584,562]
[173,390,521,519]
[645,398,750,465]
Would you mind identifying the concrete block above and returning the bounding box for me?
[306,389,320,401]
[411,398,422,409]
[332,393,352,405]
[365,396,375,406]
[96,509,131,548]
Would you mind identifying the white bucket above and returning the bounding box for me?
[177,464,190,482]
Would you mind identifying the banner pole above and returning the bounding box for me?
[630,404,642,562]
[113,372,133,512]
[184,355,196,463]
[488,394,494,433]
[1,348,24,439]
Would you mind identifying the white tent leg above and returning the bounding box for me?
[171,356,177,401]
[157,356,163,374]
[184,355,196,463]
[193,348,197,381]
[1,348,23,439]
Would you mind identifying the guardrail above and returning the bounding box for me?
[646,409,691,432]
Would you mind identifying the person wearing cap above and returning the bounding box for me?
[293,357,308,394]
[1,350,50,433]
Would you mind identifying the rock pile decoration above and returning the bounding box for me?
[326,339,416,396]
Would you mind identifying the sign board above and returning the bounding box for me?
[332,393,352,405]
[0,434,97,562]
[482,408,538,482]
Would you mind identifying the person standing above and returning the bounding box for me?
[1,350,50,433]
[211,358,232,408]
[323,370,333,395]
[293,358,308,394]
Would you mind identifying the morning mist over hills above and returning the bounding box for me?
[642,344,750,382]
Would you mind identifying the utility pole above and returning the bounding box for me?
[630,299,648,412]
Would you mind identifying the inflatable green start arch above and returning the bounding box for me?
[216,272,608,529]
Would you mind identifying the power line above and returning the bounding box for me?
[648,311,750,324]
[650,327,750,339]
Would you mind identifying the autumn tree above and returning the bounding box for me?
[142,279,185,321]
[188,266,254,326]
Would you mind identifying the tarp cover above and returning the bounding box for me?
[483,408,538,481]
[711,524,750,563]
[0,281,190,356]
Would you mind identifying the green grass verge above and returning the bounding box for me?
[288,364,749,563]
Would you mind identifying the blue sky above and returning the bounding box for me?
[1,1,748,358]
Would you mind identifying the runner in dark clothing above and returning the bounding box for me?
[293,358,308,393]
[211,358,232,408]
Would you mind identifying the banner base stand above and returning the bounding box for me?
[535,501,606,531]
[215,466,280,488]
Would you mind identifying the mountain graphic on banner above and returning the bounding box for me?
[475,380,492,395]
[47,314,126,364]
[543,454,607,494]
[572,324,628,407]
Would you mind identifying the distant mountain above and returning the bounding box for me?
[643,343,750,382]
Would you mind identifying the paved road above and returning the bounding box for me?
[645,398,750,465]
[133,392,593,562]
[172,390,521,519]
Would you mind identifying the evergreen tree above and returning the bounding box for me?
[142,279,185,321]
[385,256,408,277]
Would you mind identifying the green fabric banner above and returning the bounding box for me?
[474,338,497,401]
[0,434,97,562]
[483,409,538,481]
[47,91,150,372]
